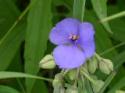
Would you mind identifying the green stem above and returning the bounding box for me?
[74,68,80,86]
[61,69,69,77]
[85,78,94,93]
[100,11,125,22]
[81,70,96,84]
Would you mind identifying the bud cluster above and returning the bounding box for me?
[39,53,114,93]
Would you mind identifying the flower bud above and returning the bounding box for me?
[92,80,104,93]
[67,69,77,81]
[53,73,64,93]
[39,54,56,69]
[99,58,113,74]
[53,73,63,87]
[60,87,65,93]
[88,57,98,74]
[53,87,65,93]
[66,86,78,93]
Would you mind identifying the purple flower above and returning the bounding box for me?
[49,18,95,69]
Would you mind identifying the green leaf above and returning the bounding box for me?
[0,0,26,71]
[0,71,52,81]
[0,21,26,70]
[98,71,116,93]
[24,0,52,92]
[84,10,117,58]
[109,67,125,89]
[106,50,125,93]
[97,50,125,93]
[0,85,19,93]
[117,0,125,13]
[32,80,48,93]
[7,50,22,71]
[91,0,112,33]
[113,51,125,69]
[110,50,125,87]
[108,77,125,93]
[0,0,20,39]
[73,0,86,21]
[107,6,125,42]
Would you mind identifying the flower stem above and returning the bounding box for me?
[85,78,94,93]
[100,11,125,23]
[74,68,80,86]
[81,69,96,84]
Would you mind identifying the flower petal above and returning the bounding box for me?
[53,45,86,69]
[79,22,95,42]
[80,41,95,58]
[49,18,80,45]
[49,27,70,45]
[77,22,95,58]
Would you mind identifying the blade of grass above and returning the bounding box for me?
[107,77,125,93]
[0,71,52,82]
[0,0,34,70]
[84,10,117,58]
[24,0,52,92]
[101,11,125,22]
[97,49,125,93]
[98,71,116,93]
[16,79,26,93]
[73,0,86,21]
[0,0,20,39]
[0,85,19,93]
[0,0,24,70]
[91,0,112,34]
[0,21,26,70]
[100,42,125,56]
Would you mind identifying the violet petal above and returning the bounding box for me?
[80,40,95,58]
[49,18,80,45]
[79,22,95,42]
[53,45,86,69]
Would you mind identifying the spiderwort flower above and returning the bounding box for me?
[49,18,95,69]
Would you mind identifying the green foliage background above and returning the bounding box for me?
[0,0,125,93]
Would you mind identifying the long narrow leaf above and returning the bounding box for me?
[24,0,52,92]
[73,0,86,21]
[0,0,25,70]
[91,0,112,34]
[0,85,19,93]
[0,21,25,70]
[0,71,52,82]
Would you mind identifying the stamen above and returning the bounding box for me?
[69,34,79,41]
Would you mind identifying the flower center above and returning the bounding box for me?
[69,34,79,41]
